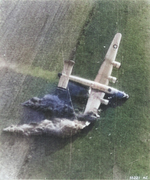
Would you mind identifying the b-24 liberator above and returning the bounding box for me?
[3,33,129,137]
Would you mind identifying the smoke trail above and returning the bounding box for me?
[3,118,90,138]
[3,84,128,137]
[3,80,129,137]
[3,87,93,137]
[21,94,75,119]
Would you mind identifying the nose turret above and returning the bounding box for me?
[123,92,129,99]
[116,91,129,99]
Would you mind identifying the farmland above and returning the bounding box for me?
[0,0,150,179]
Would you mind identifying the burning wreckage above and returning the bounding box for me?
[3,33,129,138]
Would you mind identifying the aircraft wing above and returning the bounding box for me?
[84,33,122,115]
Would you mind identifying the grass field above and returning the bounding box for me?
[48,1,150,179]
[72,0,150,178]
[22,1,150,179]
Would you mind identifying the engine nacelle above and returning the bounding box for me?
[108,76,117,83]
[100,98,109,105]
[112,61,121,68]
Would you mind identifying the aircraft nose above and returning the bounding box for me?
[115,91,129,99]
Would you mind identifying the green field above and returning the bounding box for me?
[50,1,150,179]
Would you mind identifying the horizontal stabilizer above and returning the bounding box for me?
[58,60,75,89]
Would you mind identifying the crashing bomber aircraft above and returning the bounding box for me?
[3,33,129,137]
